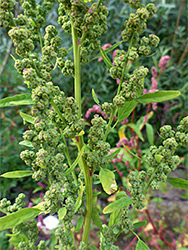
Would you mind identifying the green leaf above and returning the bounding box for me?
[8,233,28,248]
[91,41,122,61]
[0,93,34,107]
[136,240,150,250]
[126,123,144,141]
[136,90,181,104]
[89,245,98,250]
[109,209,121,227]
[19,140,33,148]
[99,46,113,69]
[75,215,84,233]
[0,170,33,178]
[105,148,121,160]
[167,177,188,189]
[74,179,84,213]
[133,220,147,229]
[0,207,41,231]
[99,168,117,195]
[91,207,103,231]
[64,147,84,176]
[121,142,142,161]
[58,207,67,220]
[118,101,137,122]
[146,123,154,145]
[92,89,100,106]
[20,111,35,124]
[103,196,133,214]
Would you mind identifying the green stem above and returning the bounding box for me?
[103,34,135,142]
[71,22,81,117]
[50,100,67,125]
[71,20,93,246]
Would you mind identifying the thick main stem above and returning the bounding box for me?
[71,22,93,246]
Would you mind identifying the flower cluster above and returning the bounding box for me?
[85,115,110,171]
[0,193,25,213]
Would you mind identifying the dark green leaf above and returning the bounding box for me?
[126,123,144,141]
[20,111,34,124]
[75,215,84,233]
[0,93,33,107]
[146,123,154,145]
[167,177,188,189]
[105,148,121,160]
[99,168,117,195]
[0,208,41,231]
[103,196,133,214]
[99,46,113,69]
[0,170,33,178]
[133,220,147,229]
[89,245,98,250]
[136,240,150,250]
[136,91,181,104]
[58,207,67,220]
[118,101,137,122]
[91,206,103,231]
[92,89,100,105]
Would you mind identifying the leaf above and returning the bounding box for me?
[136,239,151,250]
[105,148,121,160]
[91,41,122,61]
[0,93,33,107]
[8,233,28,248]
[19,140,33,148]
[64,147,84,176]
[58,207,67,220]
[0,208,41,231]
[99,168,117,195]
[99,46,113,69]
[103,196,133,214]
[92,89,100,105]
[136,90,181,104]
[89,245,98,250]
[121,142,142,160]
[146,123,154,145]
[20,111,34,124]
[126,123,144,141]
[109,209,121,227]
[91,207,103,231]
[74,179,84,213]
[167,177,188,189]
[118,101,137,122]
[0,170,33,178]
[75,215,84,233]
[133,220,147,229]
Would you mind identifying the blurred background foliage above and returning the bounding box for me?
[0,0,187,198]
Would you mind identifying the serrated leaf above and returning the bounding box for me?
[103,196,133,214]
[0,208,41,231]
[75,215,84,233]
[92,89,100,105]
[136,90,181,104]
[136,240,150,250]
[20,111,34,124]
[19,140,33,148]
[99,46,113,69]
[105,148,121,160]
[0,93,33,107]
[133,220,147,229]
[74,179,84,213]
[0,170,33,178]
[64,147,84,176]
[118,101,137,122]
[58,207,67,220]
[91,41,122,61]
[99,168,117,195]
[146,123,154,145]
[167,177,188,189]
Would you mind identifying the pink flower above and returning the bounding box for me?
[151,66,157,77]
[98,43,112,62]
[85,105,101,118]
[158,55,171,71]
